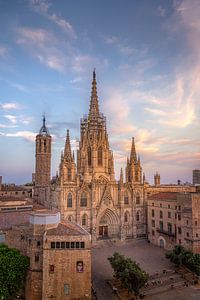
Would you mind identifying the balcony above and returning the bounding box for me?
[156,228,176,237]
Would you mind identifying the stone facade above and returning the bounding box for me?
[34,70,196,245]
[5,210,91,300]
[147,192,200,253]
[34,71,147,244]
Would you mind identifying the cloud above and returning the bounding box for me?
[29,0,76,38]
[0,45,8,58]
[0,131,36,142]
[10,83,27,92]
[69,77,83,84]
[144,107,166,116]
[16,27,67,72]
[156,6,166,17]
[104,35,118,45]
[3,114,33,125]
[102,34,140,57]
[0,102,21,110]
[48,13,76,38]
[0,124,17,129]
[4,115,17,124]
[15,26,103,74]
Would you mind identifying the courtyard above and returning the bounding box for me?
[92,239,200,300]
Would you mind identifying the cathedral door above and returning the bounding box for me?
[103,225,108,237]
[99,226,103,237]
[99,226,108,238]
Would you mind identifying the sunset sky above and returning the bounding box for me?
[0,0,200,184]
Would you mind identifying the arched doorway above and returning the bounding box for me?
[98,209,119,239]
[158,236,166,248]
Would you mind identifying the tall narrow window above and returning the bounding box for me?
[81,192,87,207]
[124,211,129,223]
[136,211,140,221]
[124,192,129,204]
[88,147,92,166]
[67,193,72,208]
[39,140,41,152]
[67,168,72,181]
[98,146,103,166]
[159,221,163,231]
[82,214,87,226]
[135,171,139,182]
[136,194,140,204]
[44,140,46,153]
[64,284,70,295]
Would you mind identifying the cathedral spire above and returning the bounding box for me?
[88,69,99,120]
[64,129,72,162]
[130,137,137,163]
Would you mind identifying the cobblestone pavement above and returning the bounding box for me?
[146,286,200,300]
[91,239,200,300]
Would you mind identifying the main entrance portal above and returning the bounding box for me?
[98,208,119,239]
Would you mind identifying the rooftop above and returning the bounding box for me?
[148,192,178,201]
[46,221,89,236]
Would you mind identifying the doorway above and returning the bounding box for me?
[99,225,108,238]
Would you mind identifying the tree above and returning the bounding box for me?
[108,252,148,296]
[0,244,29,299]
[166,245,200,276]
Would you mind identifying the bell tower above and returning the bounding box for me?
[35,116,51,186]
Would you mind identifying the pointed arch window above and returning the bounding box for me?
[136,194,140,205]
[67,168,72,181]
[88,147,92,166]
[135,171,139,182]
[80,192,87,207]
[124,192,129,205]
[136,211,140,221]
[67,193,72,208]
[124,211,129,223]
[98,146,103,166]
[82,214,88,226]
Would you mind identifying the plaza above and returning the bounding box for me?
[92,239,200,300]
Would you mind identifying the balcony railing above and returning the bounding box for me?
[156,228,176,237]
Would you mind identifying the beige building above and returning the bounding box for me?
[147,192,200,253]
[5,209,91,300]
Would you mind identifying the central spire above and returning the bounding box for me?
[88,69,100,120]
[130,137,137,163]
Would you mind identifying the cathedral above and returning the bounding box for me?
[34,70,148,244]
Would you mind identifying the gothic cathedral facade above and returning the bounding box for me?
[34,71,147,244]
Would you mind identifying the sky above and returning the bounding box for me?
[0,0,200,185]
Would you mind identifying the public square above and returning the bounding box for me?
[92,239,200,300]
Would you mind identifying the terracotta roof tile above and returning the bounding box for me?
[148,192,178,201]
[46,222,89,236]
